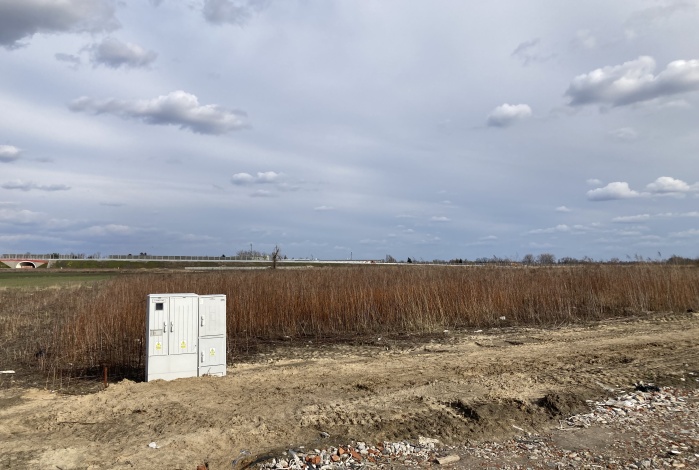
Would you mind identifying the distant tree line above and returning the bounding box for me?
[388,253,699,266]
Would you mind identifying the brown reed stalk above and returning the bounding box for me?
[2,264,697,383]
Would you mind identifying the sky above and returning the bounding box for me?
[1,0,698,261]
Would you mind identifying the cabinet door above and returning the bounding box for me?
[148,297,168,356]
[199,336,226,367]
[199,295,226,337]
[168,296,198,355]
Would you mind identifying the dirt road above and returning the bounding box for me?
[1,312,697,469]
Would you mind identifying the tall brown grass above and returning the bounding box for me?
[2,264,698,383]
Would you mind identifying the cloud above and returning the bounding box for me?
[1,180,71,192]
[612,214,651,223]
[486,103,532,127]
[314,205,334,211]
[528,224,571,234]
[586,178,603,186]
[231,171,281,185]
[84,224,133,236]
[608,127,639,142]
[231,172,254,184]
[613,211,699,223]
[55,52,81,68]
[645,176,698,194]
[0,0,119,49]
[511,38,554,66]
[250,189,274,197]
[255,171,281,183]
[587,176,699,201]
[555,205,571,212]
[89,37,157,69]
[572,29,597,49]
[69,90,247,135]
[202,0,270,26]
[0,145,22,163]
[565,56,699,107]
[625,2,698,38]
[0,208,45,224]
[670,229,699,238]
[430,216,450,222]
[587,182,642,201]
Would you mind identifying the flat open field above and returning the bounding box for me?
[1,312,697,469]
[0,270,116,289]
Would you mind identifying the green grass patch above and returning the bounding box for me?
[0,271,116,289]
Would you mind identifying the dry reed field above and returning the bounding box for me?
[1,264,698,387]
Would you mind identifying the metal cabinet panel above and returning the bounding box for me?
[199,336,226,367]
[199,295,226,337]
[147,296,168,356]
[167,295,198,355]
[198,336,226,377]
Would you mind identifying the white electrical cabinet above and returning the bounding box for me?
[198,295,227,377]
[146,293,226,381]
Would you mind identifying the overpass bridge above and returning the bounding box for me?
[0,258,48,268]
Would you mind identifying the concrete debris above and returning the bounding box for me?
[459,386,698,469]
[257,386,698,469]
[435,454,460,465]
[259,439,447,469]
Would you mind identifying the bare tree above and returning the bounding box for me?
[271,245,282,269]
[536,253,556,265]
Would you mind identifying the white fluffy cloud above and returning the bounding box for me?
[89,37,157,69]
[566,56,699,107]
[0,145,22,163]
[588,177,698,202]
[486,103,532,127]
[0,0,119,48]
[69,91,247,135]
[646,176,698,194]
[587,182,642,201]
[231,171,281,185]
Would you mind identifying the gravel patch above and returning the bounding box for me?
[257,385,698,469]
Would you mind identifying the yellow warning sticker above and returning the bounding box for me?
[209,348,216,356]
[180,340,187,349]
[155,342,162,350]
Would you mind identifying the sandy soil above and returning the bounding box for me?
[1,312,697,470]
